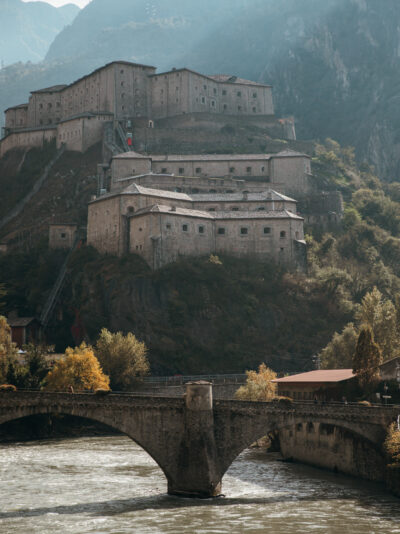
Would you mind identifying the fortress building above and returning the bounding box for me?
[87,176,306,270]
[109,150,312,197]
[1,61,278,157]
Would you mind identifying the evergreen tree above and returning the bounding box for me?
[352,326,382,389]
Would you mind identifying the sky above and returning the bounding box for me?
[22,0,91,7]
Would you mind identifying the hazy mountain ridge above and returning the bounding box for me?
[0,0,79,65]
[2,0,400,178]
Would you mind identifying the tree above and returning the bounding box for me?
[352,326,382,389]
[235,364,277,401]
[0,284,6,312]
[320,323,358,369]
[356,287,400,362]
[0,315,18,383]
[44,343,110,391]
[95,328,149,391]
[22,343,53,388]
[384,423,400,464]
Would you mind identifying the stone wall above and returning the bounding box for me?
[5,105,28,129]
[279,422,386,481]
[128,209,304,269]
[150,69,273,119]
[57,114,112,152]
[49,224,77,249]
[0,127,57,158]
[28,88,64,128]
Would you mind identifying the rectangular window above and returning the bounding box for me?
[182,224,188,232]
[213,88,217,94]
[237,91,241,97]
[201,97,205,104]
[253,92,257,98]
[179,167,184,174]
[223,104,227,110]
[240,227,248,235]
[264,227,271,234]
[222,90,227,96]
[218,228,225,235]
[280,231,286,238]
[161,168,167,173]
[229,167,235,173]
[252,107,257,113]
[198,226,205,234]
[203,84,207,90]
[195,167,201,174]
[246,167,252,173]
[211,100,215,107]
[166,223,171,229]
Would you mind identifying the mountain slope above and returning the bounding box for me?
[0,0,79,65]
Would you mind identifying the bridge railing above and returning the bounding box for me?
[7,389,400,407]
[141,374,247,384]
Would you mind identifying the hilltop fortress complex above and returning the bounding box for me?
[1,60,342,269]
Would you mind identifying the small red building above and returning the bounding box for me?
[8,317,41,348]
[272,369,356,401]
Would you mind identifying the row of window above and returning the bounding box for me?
[167,224,286,237]
[160,166,265,175]
[38,102,61,110]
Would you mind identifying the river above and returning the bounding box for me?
[0,435,399,533]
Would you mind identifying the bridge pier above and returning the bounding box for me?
[167,381,222,498]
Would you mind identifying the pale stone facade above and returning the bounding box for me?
[87,182,305,269]
[150,69,273,119]
[110,150,312,197]
[1,61,275,156]
[49,223,78,249]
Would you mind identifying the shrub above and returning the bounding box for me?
[357,400,372,406]
[0,384,17,391]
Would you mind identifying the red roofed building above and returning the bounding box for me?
[272,369,356,401]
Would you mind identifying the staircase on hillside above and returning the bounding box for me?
[116,122,131,152]
[40,234,81,328]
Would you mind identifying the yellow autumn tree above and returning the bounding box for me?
[384,423,400,464]
[0,315,18,383]
[235,364,277,401]
[44,343,110,391]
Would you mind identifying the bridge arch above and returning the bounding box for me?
[0,394,184,487]
[214,410,390,482]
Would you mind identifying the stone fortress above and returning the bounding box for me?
[1,60,342,270]
[1,60,283,157]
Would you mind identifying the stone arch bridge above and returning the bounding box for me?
[0,383,398,497]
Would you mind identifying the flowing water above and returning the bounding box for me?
[0,435,399,534]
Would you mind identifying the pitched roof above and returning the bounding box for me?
[123,183,192,200]
[59,111,113,123]
[8,317,38,327]
[31,85,67,94]
[150,68,271,87]
[130,204,302,221]
[192,190,296,202]
[272,370,355,383]
[113,150,310,162]
[122,184,296,203]
[5,103,28,112]
[132,204,214,219]
[207,74,270,87]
